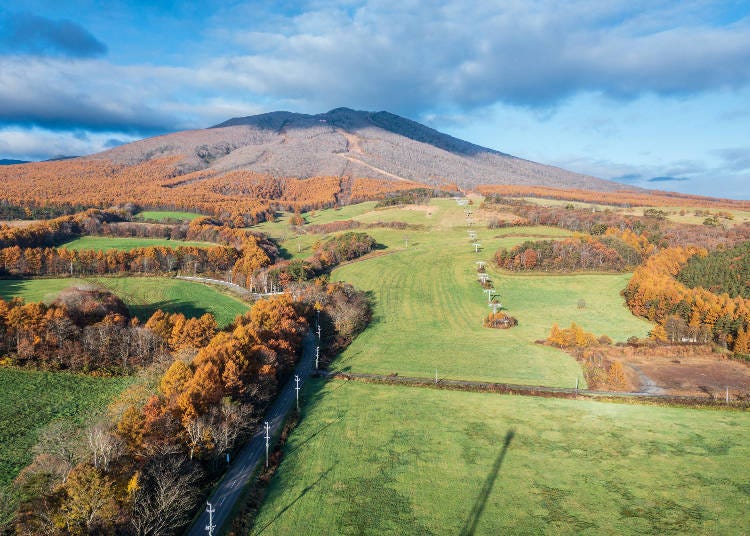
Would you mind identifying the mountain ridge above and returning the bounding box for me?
[92,107,624,192]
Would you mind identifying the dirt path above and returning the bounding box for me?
[329,371,747,407]
[626,364,666,395]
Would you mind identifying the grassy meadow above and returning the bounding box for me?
[0,278,89,303]
[60,236,212,251]
[0,276,248,327]
[251,380,750,536]
[0,368,133,488]
[91,277,248,327]
[299,199,650,386]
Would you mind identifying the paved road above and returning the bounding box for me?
[186,332,316,536]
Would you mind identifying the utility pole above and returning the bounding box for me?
[435,368,438,384]
[205,503,216,536]
[485,288,494,303]
[264,421,270,468]
[295,375,301,411]
[315,346,320,369]
[474,243,481,253]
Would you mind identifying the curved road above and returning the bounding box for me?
[186,332,315,536]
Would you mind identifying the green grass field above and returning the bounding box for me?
[0,368,132,488]
[60,236,212,251]
[91,277,248,327]
[326,201,650,386]
[0,278,89,303]
[134,210,202,222]
[0,277,248,327]
[252,380,750,536]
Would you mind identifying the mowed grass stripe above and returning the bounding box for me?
[328,199,651,385]
[330,238,568,384]
[251,379,750,536]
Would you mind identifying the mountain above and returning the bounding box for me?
[0,159,29,165]
[95,108,623,192]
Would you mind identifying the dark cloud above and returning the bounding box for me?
[648,176,689,182]
[0,12,107,58]
[715,147,750,172]
[104,138,126,148]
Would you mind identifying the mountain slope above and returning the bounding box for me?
[95,108,623,192]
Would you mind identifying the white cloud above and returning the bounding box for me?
[0,126,139,160]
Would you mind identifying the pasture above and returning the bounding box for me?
[0,368,132,488]
[0,277,248,327]
[59,236,212,251]
[90,277,248,327]
[325,201,650,385]
[251,380,750,536]
[0,278,88,303]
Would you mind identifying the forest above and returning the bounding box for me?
[676,242,750,299]
[494,234,642,272]
[624,247,749,351]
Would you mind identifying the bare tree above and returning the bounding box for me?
[209,399,251,457]
[184,415,212,461]
[86,423,125,472]
[130,457,203,536]
[32,420,83,484]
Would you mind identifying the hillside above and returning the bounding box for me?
[95,107,620,191]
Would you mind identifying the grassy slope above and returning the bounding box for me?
[0,278,89,303]
[0,369,132,487]
[252,380,750,536]
[90,277,248,327]
[0,277,248,327]
[60,236,212,251]
[323,200,649,386]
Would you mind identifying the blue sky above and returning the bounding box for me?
[0,1,749,198]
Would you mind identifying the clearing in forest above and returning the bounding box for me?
[0,277,248,328]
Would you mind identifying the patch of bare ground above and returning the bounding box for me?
[604,344,750,397]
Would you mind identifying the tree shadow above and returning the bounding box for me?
[253,463,337,534]
[460,429,515,536]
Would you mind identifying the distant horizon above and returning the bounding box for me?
[0,2,748,198]
[3,104,749,201]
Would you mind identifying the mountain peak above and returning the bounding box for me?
[98,108,623,192]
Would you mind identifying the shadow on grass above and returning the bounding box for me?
[460,429,515,536]
[253,464,337,535]
[128,299,214,322]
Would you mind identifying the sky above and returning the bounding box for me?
[0,0,749,198]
